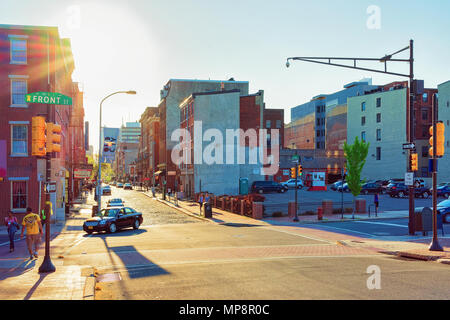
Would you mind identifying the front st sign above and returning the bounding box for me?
[26,92,72,106]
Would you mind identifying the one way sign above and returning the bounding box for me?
[44,182,56,193]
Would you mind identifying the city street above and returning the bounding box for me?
[36,187,449,300]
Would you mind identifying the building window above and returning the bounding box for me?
[376,147,381,160]
[422,125,428,137]
[422,93,428,102]
[11,181,27,210]
[376,113,381,123]
[422,146,428,158]
[361,131,366,142]
[361,102,366,111]
[316,118,320,126]
[10,38,27,64]
[11,125,28,156]
[361,116,366,126]
[317,142,320,149]
[376,97,381,108]
[317,130,320,137]
[376,128,381,141]
[266,120,271,129]
[276,120,281,129]
[421,167,429,178]
[11,79,27,106]
[421,108,429,121]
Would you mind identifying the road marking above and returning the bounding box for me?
[354,221,409,228]
[306,224,376,237]
[260,226,333,244]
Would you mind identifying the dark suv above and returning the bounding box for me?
[251,181,286,194]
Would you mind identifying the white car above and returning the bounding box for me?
[282,179,304,189]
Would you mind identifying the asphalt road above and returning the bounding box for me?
[56,188,450,300]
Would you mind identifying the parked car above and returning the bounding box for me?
[124,183,133,190]
[387,182,431,198]
[83,206,143,234]
[330,180,344,191]
[436,185,450,198]
[437,199,450,224]
[360,182,383,195]
[337,183,349,192]
[102,186,111,195]
[117,183,124,188]
[281,179,304,189]
[107,198,125,207]
[251,181,286,194]
[373,180,390,194]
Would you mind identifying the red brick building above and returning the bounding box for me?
[137,107,159,184]
[0,24,84,222]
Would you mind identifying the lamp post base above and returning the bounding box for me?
[38,255,56,273]
[429,239,444,252]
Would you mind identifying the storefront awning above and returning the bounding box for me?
[154,171,163,175]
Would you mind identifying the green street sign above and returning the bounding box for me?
[292,155,299,161]
[25,92,72,106]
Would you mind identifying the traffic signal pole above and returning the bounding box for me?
[429,93,443,251]
[286,39,417,235]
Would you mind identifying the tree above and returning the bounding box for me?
[87,154,115,183]
[343,137,370,218]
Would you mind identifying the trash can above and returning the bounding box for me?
[421,207,445,236]
[92,205,98,217]
[414,208,424,232]
[203,202,212,218]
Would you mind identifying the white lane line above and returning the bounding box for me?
[354,221,409,228]
[307,224,376,237]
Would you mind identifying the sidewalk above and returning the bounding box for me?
[0,195,96,300]
[147,191,449,264]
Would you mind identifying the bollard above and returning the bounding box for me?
[322,200,333,215]
[317,207,323,220]
[240,200,245,215]
[252,202,263,220]
[355,198,366,213]
[288,202,296,219]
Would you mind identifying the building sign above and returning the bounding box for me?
[74,168,92,179]
[25,92,72,106]
[101,128,119,164]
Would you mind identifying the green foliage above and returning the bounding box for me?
[86,154,115,182]
[343,137,370,197]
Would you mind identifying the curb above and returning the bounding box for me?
[83,275,96,300]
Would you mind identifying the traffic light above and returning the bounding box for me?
[31,116,46,156]
[46,122,61,153]
[298,165,303,176]
[429,122,445,158]
[410,153,418,172]
[290,167,296,179]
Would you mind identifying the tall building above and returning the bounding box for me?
[0,24,85,222]
[157,78,250,190]
[119,121,141,144]
[347,81,437,181]
[137,107,159,183]
[436,80,450,183]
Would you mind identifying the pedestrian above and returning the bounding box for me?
[374,193,379,214]
[152,185,156,197]
[20,207,43,260]
[4,211,20,253]
[198,193,204,214]
[204,192,210,204]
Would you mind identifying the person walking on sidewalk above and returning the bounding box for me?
[198,193,204,214]
[20,207,43,260]
[4,211,20,253]
[374,193,379,215]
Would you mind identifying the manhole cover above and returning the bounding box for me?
[97,272,122,283]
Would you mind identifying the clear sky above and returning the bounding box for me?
[1,0,450,153]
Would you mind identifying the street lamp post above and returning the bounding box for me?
[286,40,417,235]
[97,91,136,213]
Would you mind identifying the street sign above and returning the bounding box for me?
[405,172,414,186]
[74,168,92,179]
[402,143,416,150]
[44,182,56,193]
[25,92,72,106]
[292,155,299,161]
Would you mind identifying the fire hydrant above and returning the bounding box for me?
[317,207,323,221]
